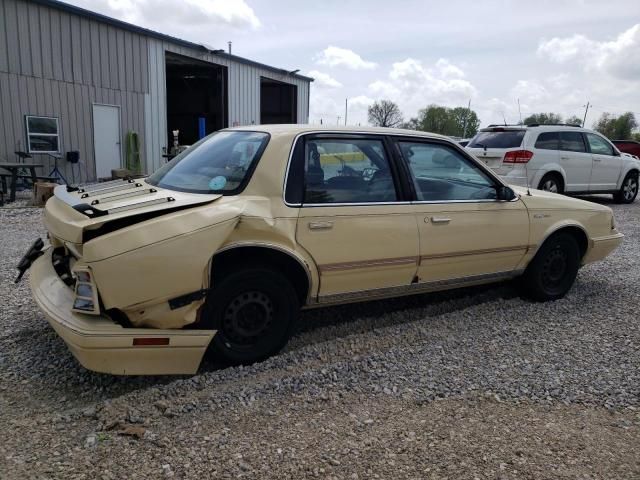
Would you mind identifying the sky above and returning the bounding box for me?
[67,0,640,130]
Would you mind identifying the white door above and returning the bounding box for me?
[93,104,122,178]
[559,131,592,192]
[585,132,622,191]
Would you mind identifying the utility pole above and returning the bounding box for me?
[582,101,590,127]
[517,98,522,125]
[462,98,471,138]
[345,98,348,126]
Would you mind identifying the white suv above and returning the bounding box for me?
[465,124,640,203]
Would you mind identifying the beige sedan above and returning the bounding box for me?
[23,126,622,375]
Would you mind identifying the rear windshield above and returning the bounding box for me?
[468,130,525,149]
[147,131,269,194]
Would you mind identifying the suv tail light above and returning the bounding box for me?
[503,150,534,163]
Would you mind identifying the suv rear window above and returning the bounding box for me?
[468,130,525,148]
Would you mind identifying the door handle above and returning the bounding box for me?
[308,221,333,231]
[429,217,451,224]
[593,158,602,162]
[560,156,570,160]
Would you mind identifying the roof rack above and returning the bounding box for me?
[486,124,524,128]
[525,123,582,127]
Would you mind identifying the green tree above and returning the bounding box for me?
[565,115,583,126]
[594,112,638,140]
[406,104,481,137]
[368,100,404,128]
[523,112,563,125]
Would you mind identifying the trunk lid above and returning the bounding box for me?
[44,178,221,244]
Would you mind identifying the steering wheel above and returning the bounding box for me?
[362,167,377,181]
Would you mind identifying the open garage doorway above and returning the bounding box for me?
[260,77,297,124]
[166,52,228,147]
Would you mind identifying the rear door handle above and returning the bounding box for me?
[429,217,451,224]
[560,156,570,160]
[308,221,333,231]
[593,158,602,162]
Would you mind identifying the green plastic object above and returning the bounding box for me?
[125,131,141,174]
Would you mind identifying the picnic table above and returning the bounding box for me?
[0,162,45,203]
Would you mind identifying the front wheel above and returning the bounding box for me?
[613,172,638,204]
[205,268,299,365]
[521,233,580,301]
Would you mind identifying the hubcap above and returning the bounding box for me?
[222,291,274,346]
[541,247,568,287]
[623,178,638,201]
[542,179,558,193]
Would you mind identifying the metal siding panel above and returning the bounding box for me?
[9,74,25,152]
[42,78,53,114]
[131,34,141,92]
[108,26,118,89]
[16,0,31,76]
[27,3,42,78]
[0,74,15,159]
[59,11,73,83]
[82,84,94,180]
[80,18,92,85]
[38,6,53,79]
[4,0,20,74]
[49,10,63,80]
[124,31,134,91]
[140,37,148,93]
[99,24,109,88]
[90,21,100,87]
[70,15,82,83]
[116,29,126,91]
[0,2,8,73]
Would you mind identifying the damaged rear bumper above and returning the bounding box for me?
[29,247,215,375]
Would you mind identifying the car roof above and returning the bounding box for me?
[225,124,452,141]
[478,124,597,134]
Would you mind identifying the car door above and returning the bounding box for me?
[289,134,419,301]
[585,133,622,191]
[393,138,530,284]
[559,131,592,192]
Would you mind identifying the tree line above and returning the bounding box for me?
[367,99,640,141]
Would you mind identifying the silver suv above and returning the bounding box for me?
[466,124,640,203]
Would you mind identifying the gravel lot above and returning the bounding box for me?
[0,198,639,479]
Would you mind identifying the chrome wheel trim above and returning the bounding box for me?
[542,179,558,193]
[623,177,638,201]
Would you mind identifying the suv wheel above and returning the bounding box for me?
[538,173,563,194]
[206,268,299,365]
[613,172,638,204]
[521,232,580,301]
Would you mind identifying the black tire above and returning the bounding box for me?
[521,233,580,301]
[205,268,299,365]
[613,171,638,204]
[538,173,564,194]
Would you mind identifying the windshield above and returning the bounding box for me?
[468,130,525,149]
[147,131,270,194]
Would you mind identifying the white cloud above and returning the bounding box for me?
[365,58,477,121]
[315,46,377,70]
[307,70,342,88]
[537,24,640,80]
[72,0,261,29]
[510,80,550,103]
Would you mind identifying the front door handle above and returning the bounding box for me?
[308,221,333,231]
[429,217,451,224]
[560,156,570,160]
[593,158,602,162]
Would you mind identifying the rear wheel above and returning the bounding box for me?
[538,173,563,194]
[521,233,580,301]
[613,172,638,204]
[205,268,299,365]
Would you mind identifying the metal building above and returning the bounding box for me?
[0,0,312,183]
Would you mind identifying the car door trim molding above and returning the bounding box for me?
[319,255,418,273]
[419,244,533,262]
[316,268,524,304]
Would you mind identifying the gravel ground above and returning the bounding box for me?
[0,198,639,479]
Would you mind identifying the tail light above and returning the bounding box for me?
[503,150,534,163]
[71,267,100,315]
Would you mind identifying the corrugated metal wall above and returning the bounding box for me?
[0,0,148,182]
[0,0,310,182]
[144,40,310,174]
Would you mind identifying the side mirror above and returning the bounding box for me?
[496,185,516,201]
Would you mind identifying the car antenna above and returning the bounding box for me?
[523,134,532,196]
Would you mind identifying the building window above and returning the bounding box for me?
[25,115,60,153]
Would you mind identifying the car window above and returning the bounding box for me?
[560,132,587,153]
[303,138,397,204]
[398,141,497,201]
[468,130,525,148]
[534,132,559,150]
[586,133,614,156]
